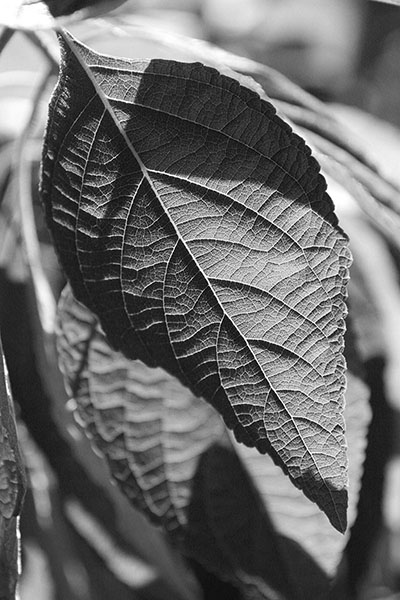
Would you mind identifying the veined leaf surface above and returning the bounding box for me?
[56,284,224,537]
[42,33,351,531]
[0,340,25,521]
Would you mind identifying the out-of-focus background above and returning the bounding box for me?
[3,1,400,599]
[3,0,400,135]
[3,0,400,123]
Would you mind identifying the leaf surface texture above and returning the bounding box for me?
[42,33,351,530]
[56,284,224,536]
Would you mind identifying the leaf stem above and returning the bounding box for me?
[0,27,14,57]
[13,68,57,337]
[24,30,59,72]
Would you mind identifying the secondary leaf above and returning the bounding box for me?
[56,284,224,538]
[42,33,351,531]
[104,22,400,248]
[56,285,331,598]
[0,0,127,29]
[0,339,25,520]
[0,337,25,599]
[0,517,19,600]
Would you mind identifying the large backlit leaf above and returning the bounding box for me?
[42,33,351,530]
[0,338,25,599]
[56,285,331,598]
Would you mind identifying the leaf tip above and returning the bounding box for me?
[319,482,348,534]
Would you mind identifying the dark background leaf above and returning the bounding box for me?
[0,337,25,599]
[0,516,19,600]
[0,266,199,600]
[56,284,224,539]
[0,338,25,520]
[42,33,351,531]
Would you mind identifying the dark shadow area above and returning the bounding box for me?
[42,0,111,18]
[185,436,330,600]
[342,356,394,598]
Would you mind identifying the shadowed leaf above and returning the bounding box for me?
[0,517,19,600]
[56,284,223,538]
[0,338,25,599]
[42,33,351,531]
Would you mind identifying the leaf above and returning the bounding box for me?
[0,516,19,600]
[42,32,351,531]
[56,284,226,537]
[56,284,369,593]
[0,271,200,600]
[0,0,127,30]
[0,337,25,599]
[56,285,331,599]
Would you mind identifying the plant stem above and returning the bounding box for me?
[0,27,14,57]
[13,68,57,337]
[24,30,59,72]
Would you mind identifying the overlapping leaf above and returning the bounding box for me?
[0,0,126,29]
[56,285,331,598]
[42,33,351,530]
[56,284,224,537]
[0,338,25,599]
[0,340,25,520]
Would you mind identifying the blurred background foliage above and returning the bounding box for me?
[2,1,400,599]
